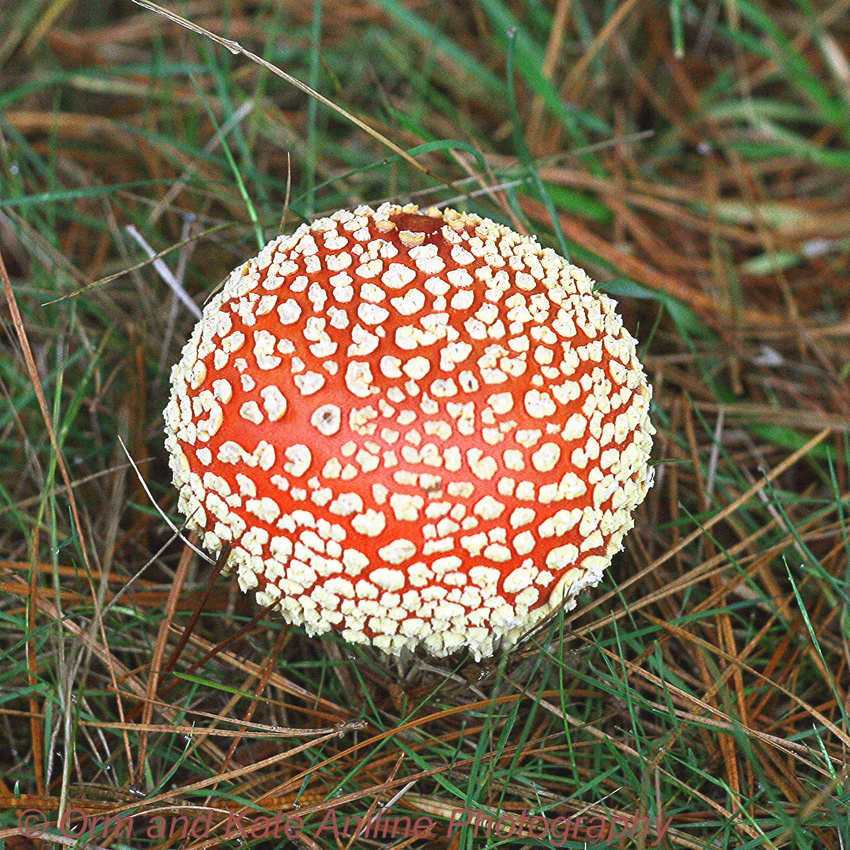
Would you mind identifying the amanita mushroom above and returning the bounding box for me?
[164,203,654,659]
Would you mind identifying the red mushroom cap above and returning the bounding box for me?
[164,204,654,659]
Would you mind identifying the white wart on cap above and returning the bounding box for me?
[164,203,655,660]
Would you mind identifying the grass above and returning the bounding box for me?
[1,0,849,847]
